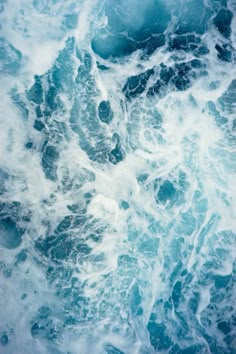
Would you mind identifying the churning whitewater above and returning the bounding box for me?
[0,0,236,353]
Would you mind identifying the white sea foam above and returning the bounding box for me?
[0,0,235,353]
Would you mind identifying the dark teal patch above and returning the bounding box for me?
[147,321,172,351]
[1,334,8,346]
[27,76,43,105]
[213,9,233,38]
[98,100,113,124]
[41,145,59,181]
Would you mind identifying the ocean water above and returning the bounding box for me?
[0,0,236,353]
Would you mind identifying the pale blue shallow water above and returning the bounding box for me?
[0,0,236,353]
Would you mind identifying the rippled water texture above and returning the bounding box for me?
[0,0,236,353]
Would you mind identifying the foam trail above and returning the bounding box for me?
[0,0,236,353]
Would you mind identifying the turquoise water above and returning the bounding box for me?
[0,0,236,353]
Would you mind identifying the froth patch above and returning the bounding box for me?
[28,41,64,75]
[87,194,119,225]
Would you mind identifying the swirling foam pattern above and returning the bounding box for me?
[0,0,236,353]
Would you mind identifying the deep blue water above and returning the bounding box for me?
[0,0,236,353]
